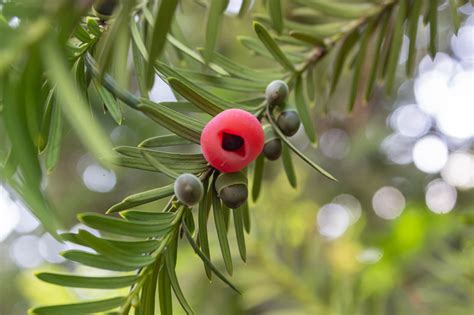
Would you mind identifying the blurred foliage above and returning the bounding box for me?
[7,167,474,314]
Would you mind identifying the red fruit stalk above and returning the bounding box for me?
[200,109,264,173]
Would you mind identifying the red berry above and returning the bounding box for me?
[200,109,264,172]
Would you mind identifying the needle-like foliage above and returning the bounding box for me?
[0,0,466,313]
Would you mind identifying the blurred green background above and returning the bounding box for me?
[1,1,473,314]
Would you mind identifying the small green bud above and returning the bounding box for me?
[174,173,203,207]
[263,138,282,161]
[265,80,288,107]
[277,111,300,137]
[215,172,248,209]
[219,184,248,209]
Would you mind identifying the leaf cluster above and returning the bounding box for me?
[0,0,466,313]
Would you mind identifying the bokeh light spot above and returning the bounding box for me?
[320,129,350,160]
[332,194,362,224]
[317,204,351,239]
[372,186,405,220]
[412,135,448,173]
[441,152,474,189]
[357,248,383,264]
[0,186,21,242]
[9,235,43,269]
[82,164,117,193]
[425,179,457,214]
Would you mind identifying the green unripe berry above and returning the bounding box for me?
[265,80,288,107]
[219,184,248,209]
[93,0,117,18]
[174,173,204,207]
[263,138,282,161]
[277,111,300,137]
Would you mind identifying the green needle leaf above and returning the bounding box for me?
[119,210,175,223]
[239,0,252,17]
[78,213,173,238]
[169,68,267,92]
[73,24,92,43]
[45,98,63,173]
[428,0,438,58]
[449,0,461,34]
[252,155,265,202]
[146,0,179,88]
[183,224,241,293]
[139,134,193,148]
[295,76,316,143]
[253,21,295,72]
[155,63,256,112]
[87,18,102,37]
[198,184,212,279]
[268,0,284,34]
[36,273,139,289]
[62,232,162,255]
[42,40,113,164]
[385,0,408,95]
[212,189,233,275]
[61,250,138,272]
[38,89,55,153]
[107,184,175,213]
[29,297,124,315]
[142,151,180,179]
[365,11,391,101]
[267,108,336,181]
[406,0,423,77]
[167,35,228,75]
[284,19,347,38]
[233,206,247,262]
[137,100,204,143]
[330,30,360,95]
[165,249,195,315]
[168,77,224,116]
[140,267,158,315]
[349,19,376,110]
[204,0,229,62]
[241,202,251,233]
[295,0,375,19]
[131,21,148,97]
[75,230,156,268]
[114,146,206,163]
[94,80,123,125]
[281,144,297,188]
[289,31,326,47]
[111,156,207,174]
[200,50,282,81]
[159,264,173,315]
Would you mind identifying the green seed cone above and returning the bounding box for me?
[263,138,282,161]
[215,172,248,209]
[174,173,204,206]
[277,111,300,137]
[265,80,289,107]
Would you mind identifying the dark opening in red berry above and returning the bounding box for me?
[201,109,264,173]
[222,132,244,152]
